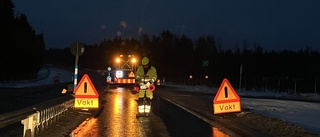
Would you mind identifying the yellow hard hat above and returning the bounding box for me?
[142,57,149,65]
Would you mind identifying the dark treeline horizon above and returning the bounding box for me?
[2,0,320,93]
[0,0,45,81]
[45,31,320,93]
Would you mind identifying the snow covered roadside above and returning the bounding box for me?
[165,83,320,102]
[164,83,320,135]
[0,67,73,88]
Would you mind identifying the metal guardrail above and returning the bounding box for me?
[0,95,74,137]
[0,107,35,128]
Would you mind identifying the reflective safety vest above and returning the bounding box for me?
[135,66,157,84]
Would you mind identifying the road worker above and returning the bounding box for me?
[135,57,158,115]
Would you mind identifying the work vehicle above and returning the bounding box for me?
[106,54,138,85]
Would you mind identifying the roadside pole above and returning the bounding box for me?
[70,42,85,90]
[239,64,243,92]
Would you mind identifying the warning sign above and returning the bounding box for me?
[75,98,99,108]
[213,78,241,114]
[128,71,135,77]
[74,74,99,108]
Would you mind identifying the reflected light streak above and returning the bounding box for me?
[73,88,141,137]
[124,91,139,135]
[112,93,122,137]
[129,97,136,110]
[72,118,99,137]
[121,88,140,135]
[114,94,122,114]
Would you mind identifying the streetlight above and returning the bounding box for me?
[205,75,209,86]
[189,75,193,85]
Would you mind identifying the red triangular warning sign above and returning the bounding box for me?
[73,74,99,98]
[214,78,240,103]
[128,71,135,77]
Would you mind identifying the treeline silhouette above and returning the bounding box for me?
[0,0,45,81]
[44,32,320,93]
[2,0,320,94]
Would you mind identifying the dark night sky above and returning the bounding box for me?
[12,0,320,51]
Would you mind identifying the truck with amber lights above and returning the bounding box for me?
[106,55,137,85]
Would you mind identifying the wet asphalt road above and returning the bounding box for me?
[0,69,230,137]
[73,86,171,137]
[61,69,230,137]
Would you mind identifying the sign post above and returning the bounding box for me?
[70,42,85,90]
[213,78,241,114]
[74,74,99,109]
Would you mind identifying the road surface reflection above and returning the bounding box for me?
[74,87,142,136]
[73,86,230,137]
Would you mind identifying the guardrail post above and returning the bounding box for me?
[34,111,40,135]
[0,98,75,136]
[21,112,39,137]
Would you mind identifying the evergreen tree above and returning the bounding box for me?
[0,0,45,81]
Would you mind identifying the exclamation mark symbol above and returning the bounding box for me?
[224,87,228,98]
[84,82,87,93]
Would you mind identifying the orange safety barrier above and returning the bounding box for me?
[116,79,135,84]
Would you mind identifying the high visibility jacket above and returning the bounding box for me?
[135,66,157,84]
[135,65,157,99]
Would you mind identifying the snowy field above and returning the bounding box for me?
[0,67,73,88]
[1,67,319,135]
